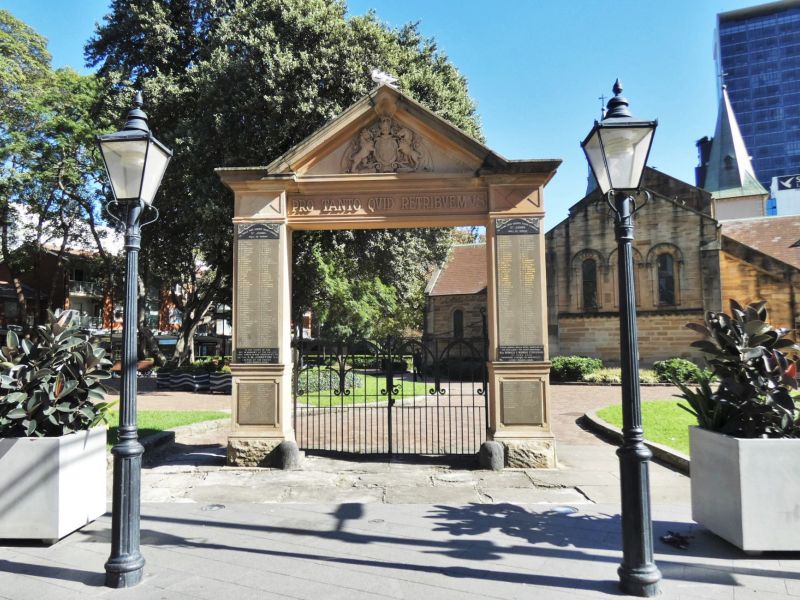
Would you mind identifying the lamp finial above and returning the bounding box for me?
[123,91,150,133]
[604,79,632,119]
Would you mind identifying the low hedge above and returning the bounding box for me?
[652,357,708,384]
[582,368,660,384]
[550,356,603,382]
[297,367,364,394]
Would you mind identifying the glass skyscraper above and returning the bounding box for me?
[715,1,800,191]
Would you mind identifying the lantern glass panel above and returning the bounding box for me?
[582,129,611,194]
[140,142,171,204]
[99,139,148,200]
[598,126,653,191]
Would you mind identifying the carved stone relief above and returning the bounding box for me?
[341,116,432,173]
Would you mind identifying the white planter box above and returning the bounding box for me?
[0,427,107,542]
[690,426,800,552]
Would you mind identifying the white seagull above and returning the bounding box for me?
[370,69,400,89]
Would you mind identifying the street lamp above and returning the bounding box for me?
[581,80,661,598]
[98,92,172,588]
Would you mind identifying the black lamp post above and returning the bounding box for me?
[581,80,661,597]
[97,92,172,588]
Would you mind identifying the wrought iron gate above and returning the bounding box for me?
[292,335,488,455]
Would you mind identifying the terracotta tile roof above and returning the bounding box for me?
[428,244,487,296]
[721,216,800,270]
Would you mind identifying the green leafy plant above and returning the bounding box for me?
[550,356,603,382]
[297,367,364,394]
[582,368,660,384]
[0,311,114,437]
[653,357,707,384]
[675,300,800,438]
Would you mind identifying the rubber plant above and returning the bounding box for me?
[0,311,114,437]
[675,300,800,438]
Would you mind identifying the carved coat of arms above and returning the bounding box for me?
[342,116,432,173]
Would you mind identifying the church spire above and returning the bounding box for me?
[702,86,767,200]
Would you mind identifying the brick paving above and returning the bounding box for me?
[5,381,786,600]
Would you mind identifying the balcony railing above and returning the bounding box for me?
[78,315,104,329]
[69,280,103,296]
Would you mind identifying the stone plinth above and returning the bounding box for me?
[227,438,282,467]
[503,439,556,469]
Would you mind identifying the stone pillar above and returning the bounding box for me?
[485,184,556,468]
[227,203,293,466]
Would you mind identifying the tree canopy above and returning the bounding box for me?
[0,10,115,325]
[88,0,483,350]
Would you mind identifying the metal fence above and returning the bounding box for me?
[292,335,488,456]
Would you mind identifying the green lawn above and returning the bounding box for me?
[296,373,432,407]
[107,410,229,447]
[596,400,696,455]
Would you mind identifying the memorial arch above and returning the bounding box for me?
[217,84,560,468]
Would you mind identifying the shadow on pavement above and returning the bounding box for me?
[4,503,797,594]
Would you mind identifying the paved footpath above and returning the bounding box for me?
[2,385,798,599]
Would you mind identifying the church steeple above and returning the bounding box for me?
[702,86,768,201]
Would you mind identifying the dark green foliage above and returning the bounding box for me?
[550,356,603,382]
[86,0,481,346]
[297,367,363,394]
[676,300,800,438]
[653,358,705,384]
[0,311,114,437]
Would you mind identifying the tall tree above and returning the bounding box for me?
[87,0,482,358]
[1,11,115,327]
[0,9,51,323]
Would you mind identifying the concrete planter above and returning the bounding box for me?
[209,372,232,394]
[690,426,800,552]
[156,370,172,389]
[0,427,107,542]
[170,372,210,392]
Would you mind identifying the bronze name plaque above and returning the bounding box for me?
[501,380,544,426]
[495,218,543,361]
[289,190,488,217]
[237,381,277,426]
[235,223,280,364]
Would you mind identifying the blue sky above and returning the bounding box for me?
[2,0,758,228]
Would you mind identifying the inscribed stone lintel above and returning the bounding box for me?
[495,218,543,357]
[235,223,280,363]
[501,380,544,426]
[237,381,277,426]
[288,190,488,218]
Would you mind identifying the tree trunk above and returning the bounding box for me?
[137,272,167,365]
[172,281,221,366]
[0,202,28,326]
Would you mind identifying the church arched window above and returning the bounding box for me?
[582,258,598,311]
[453,309,464,338]
[657,253,676,306]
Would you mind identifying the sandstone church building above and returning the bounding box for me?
[426,88,800,365]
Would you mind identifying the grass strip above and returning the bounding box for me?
[596,400,695,455]
[296,374,433,407]
[106,410,229,447]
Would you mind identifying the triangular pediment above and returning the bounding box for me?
[264,85,502,177]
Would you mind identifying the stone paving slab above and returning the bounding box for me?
[2,501,798,600]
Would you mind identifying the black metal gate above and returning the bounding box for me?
[292,335,488,455]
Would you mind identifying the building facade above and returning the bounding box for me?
[715,1,800,195]
[696,86,770,219]
[424,243,487,341]
[546,168,800,365]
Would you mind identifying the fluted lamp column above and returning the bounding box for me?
[97,92,172,588]
[581,80,661,598]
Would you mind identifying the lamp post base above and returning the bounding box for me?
[618,564,662,597]
[104,554,145,588]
